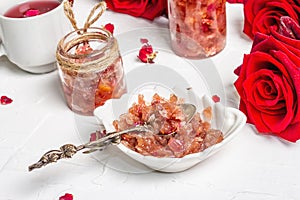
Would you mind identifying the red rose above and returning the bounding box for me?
[243,0,300,39]
[234,17,300,142]
[105,0,167,20]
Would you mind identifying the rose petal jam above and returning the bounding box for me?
[113,94,223,158]
[56,28,127,115]
[4,0,60,18]
[168,0,226,58]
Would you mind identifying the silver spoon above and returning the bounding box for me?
[28,103,196,171]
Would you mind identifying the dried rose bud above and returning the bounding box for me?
[137,38,157,63]
[137,44,156,63]
[0,96,13,105]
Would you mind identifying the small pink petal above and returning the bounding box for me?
[212,95,220,103]
[59,193,73,200]
[104,23,114,34]
[89,130,106,142]
[1,96,13,105]
[24,9,40,17]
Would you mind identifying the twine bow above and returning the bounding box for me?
[63,0,107,32]
[56,0,114,74]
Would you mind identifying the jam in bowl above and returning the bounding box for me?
[94,94,246,172]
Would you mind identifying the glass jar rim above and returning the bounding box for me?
[56,27,120,74]
[57,27,114,59]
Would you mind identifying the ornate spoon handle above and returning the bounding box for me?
[28,125,152,171]
[28,144,83,171]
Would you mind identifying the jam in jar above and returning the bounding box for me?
[56,27,126,115]
[168,0,226,58]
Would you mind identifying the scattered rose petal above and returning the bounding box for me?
[1,96,13,105]
[90,130,107,142]
[212,95,220,103]
[104,23,115,34]
[59,193,73,200]
[24,9,40,17]
[137,39,157,63]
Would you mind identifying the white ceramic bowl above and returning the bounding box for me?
[94,94,246,173]
[91,28,246,172]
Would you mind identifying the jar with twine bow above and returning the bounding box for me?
[56,1,126,115]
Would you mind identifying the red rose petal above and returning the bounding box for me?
[1,96,13,105]
[24,9,40,17]
[104,23,114,34]
[278,16,300,40]
[59,193,73,200]
[90,130,106,142]
[242,0,299,40]
[137,40,157,63]
[212,95,220,103]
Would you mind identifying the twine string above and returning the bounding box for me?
[63,1,78,31]
[83,2,107,31]
[63,0,107,32]
[57,1,111,74]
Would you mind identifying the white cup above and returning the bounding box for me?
[0,0,72,73]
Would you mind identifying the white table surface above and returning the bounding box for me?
[1,1,300,200]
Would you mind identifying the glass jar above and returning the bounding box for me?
[168,0,226,59]
[56,27,127,115]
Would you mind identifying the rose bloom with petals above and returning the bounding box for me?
[105,0,167,20]
[234,17,300,142]
[243,0,300,39]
